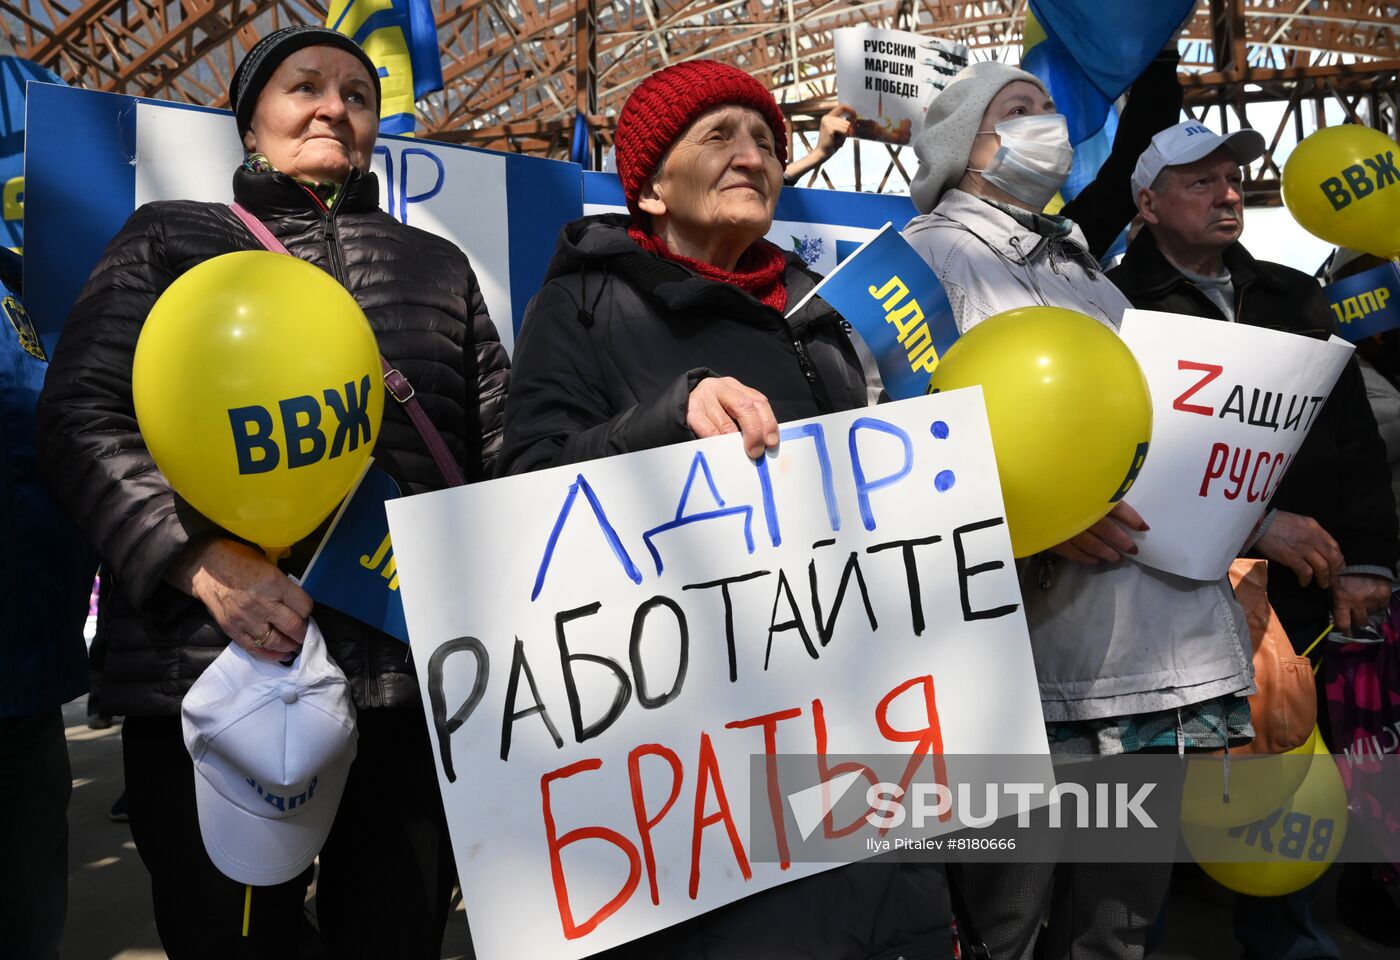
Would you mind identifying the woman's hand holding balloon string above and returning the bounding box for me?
[926,306,1154,557]
[1049,502,1150,565]
[166,539,313,661]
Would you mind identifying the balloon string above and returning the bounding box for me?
[242,884,252,937]
[1303,621,1332,676]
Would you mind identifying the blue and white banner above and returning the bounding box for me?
[1325,261,1400,343]
[23,83,580,356]
[301,463,407,643]
[787,224,956,400]
[26,85,926,359]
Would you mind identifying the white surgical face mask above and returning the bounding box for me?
[967,114,1074,209]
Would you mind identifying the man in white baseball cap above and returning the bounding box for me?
[182,619,357,887]
[1116,120,1266,322]
[1130,120,1266,203]
[1110,118,1398,958]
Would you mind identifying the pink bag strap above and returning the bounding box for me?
[228,202,465,488]
[230,201,289,254]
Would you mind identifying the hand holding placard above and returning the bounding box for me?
[833,27,968,145]
[1253,512,1343,590]
[928,307,1153,558]
[386,389,1049,960]
[1048,501,1150,566]
[686,377,780,459]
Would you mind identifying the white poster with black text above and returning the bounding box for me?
[387,389,1048,960]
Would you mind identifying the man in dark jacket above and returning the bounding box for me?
[1110,121,1397,640]
[1108,120,1399,960]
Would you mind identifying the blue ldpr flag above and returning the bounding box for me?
[1061,107,1118,201]
[570,113,593,171]
[326,0,443,135]
[788,224,957,400]
[1028,0,1196,104]
[301,464,409,643]
[0,56,65,251]
[1325,261,1400,343]
[1021,32,1112,145]
[402,0,444,100]
[1024,0,1194,144]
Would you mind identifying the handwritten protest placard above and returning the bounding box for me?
[1118,309,1354,582]
[387,389,1048,960]
[834,27,967,145]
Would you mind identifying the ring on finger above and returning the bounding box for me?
[252,625,275,648]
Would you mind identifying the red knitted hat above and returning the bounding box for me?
[615,60,789,219]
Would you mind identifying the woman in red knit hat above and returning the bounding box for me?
[500,59,879,473]
[499,59,954,960]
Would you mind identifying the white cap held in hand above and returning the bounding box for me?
[181,618,357,886]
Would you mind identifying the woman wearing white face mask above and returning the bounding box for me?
[903,56,1182,333]
[904,60,1257,960]
[969,111,1076,210]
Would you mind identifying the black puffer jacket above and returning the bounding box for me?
[36,166,509,716]
[1109,229,1398,632]
[501,215,952,960]
[501,215,869,473]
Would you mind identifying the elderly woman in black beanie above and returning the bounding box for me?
[37,25,507,959]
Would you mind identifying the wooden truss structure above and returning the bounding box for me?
[1,0,1396,200]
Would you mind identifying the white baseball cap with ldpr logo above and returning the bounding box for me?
[1131,120,1267,199]
[181,618,357,886]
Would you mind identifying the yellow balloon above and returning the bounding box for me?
[1183,730,1349,898]
[927,307,1153,557]
[1180,726,1318,829]
[1282,125,1400,260]
[133,251,384,553]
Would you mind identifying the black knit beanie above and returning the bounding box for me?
[230,26,381,135]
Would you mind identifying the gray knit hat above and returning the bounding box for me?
[909,61,1048,215]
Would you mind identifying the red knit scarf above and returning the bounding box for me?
[628,226,788,313]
